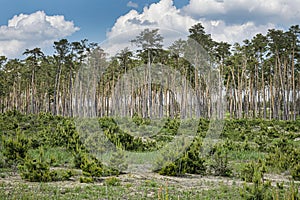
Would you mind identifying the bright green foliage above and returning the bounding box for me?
[181,137,206,175]
[159,162,179,176]
[2,128,30,166]
[80,155,103,178]
[51,169,74,181]
[19,156,52,182]
[196,118,209,137]
[99,117,157,151]
[73,149,108,178]
[241,159,266,183]
[266,136,300,172]
[240,181,273,200]
[19,148,53,182]
[291,164,300,181]
[207,142,232,177]
[132,113,150,126]
[73,150,89,169]
[105,176,121,186]
[158,137,206,176]
[79,176,94,183]
[240,159,273,200]
[18,147,73,182]
[151,118,180,144]
[284,182,300,199]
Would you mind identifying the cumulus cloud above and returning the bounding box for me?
[182,0,300,25]
[0,11,79,58]
[107,0,195,38]
[106,0,299,56]
[127,1,138,8]
[105,0,197,56]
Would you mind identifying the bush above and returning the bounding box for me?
[108,148,128,175]
[73,151,89,169]
[266,137,300,173]
[159,162,179,176]
[80,156,103,178]
[240,181,273,200]
[132,113,150,126]
[18,147,52,182]
[79,176,94,183]
[284,182,300,199]
[105,176,121,186]
[241,159,266,183]
[158,137,206,176]
[207,143,232,177]
[99,117,154,151]
[19,147,73,182]
[50,169,74,181]
[291,164,300,181]
[2,129,31,166]
[18,147,74,182]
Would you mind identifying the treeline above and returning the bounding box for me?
[0,23,299,120]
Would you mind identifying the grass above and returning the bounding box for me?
[27,147,73,167]
[229,149,265,161]
[0,178,243,200]
[1,168,300,199]
[0,179,260,200]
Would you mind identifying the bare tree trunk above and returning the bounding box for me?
[262,64,266,119]
[53,63,62,115]
[148,50,152,118]
[292,48,296,120]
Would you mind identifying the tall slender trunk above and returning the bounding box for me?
[53,63,62,115]
[262,65,266,119]
[148,49,152,118]
[31,68,35,113]
[69,64,73,117]
[292,47,296,120]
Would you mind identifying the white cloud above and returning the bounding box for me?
[0,11,79,58]
[127,1,138,8]
[182,0,300,25]
[105,0,197,56]
[200,20,275,44]
[106,0,298,57]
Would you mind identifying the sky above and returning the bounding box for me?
[0,0,300,58]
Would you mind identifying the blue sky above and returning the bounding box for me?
[0,0,188,43]
[0,0,299,58]
[1,0,155,41]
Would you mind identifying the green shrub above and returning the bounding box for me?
[241,159,266,183]
[108,147,128,175]
[79,176,94,183]
[50,169,74,181]
[159,162,178,176]
[181,144,206,175]
[207,143,232,177]
[18,147,74,182]
[2,129,31,165]
[158,137,206,176]
[18,147,52,182]
[284,182,300,199]
[73,151,89,169]
[291,164,300,181]
[105,176,121,186]
[80,156,103,178]
[266,137,300,173]
[240,181,273,200]
[132,113,150,126]
[99,117,157,151]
